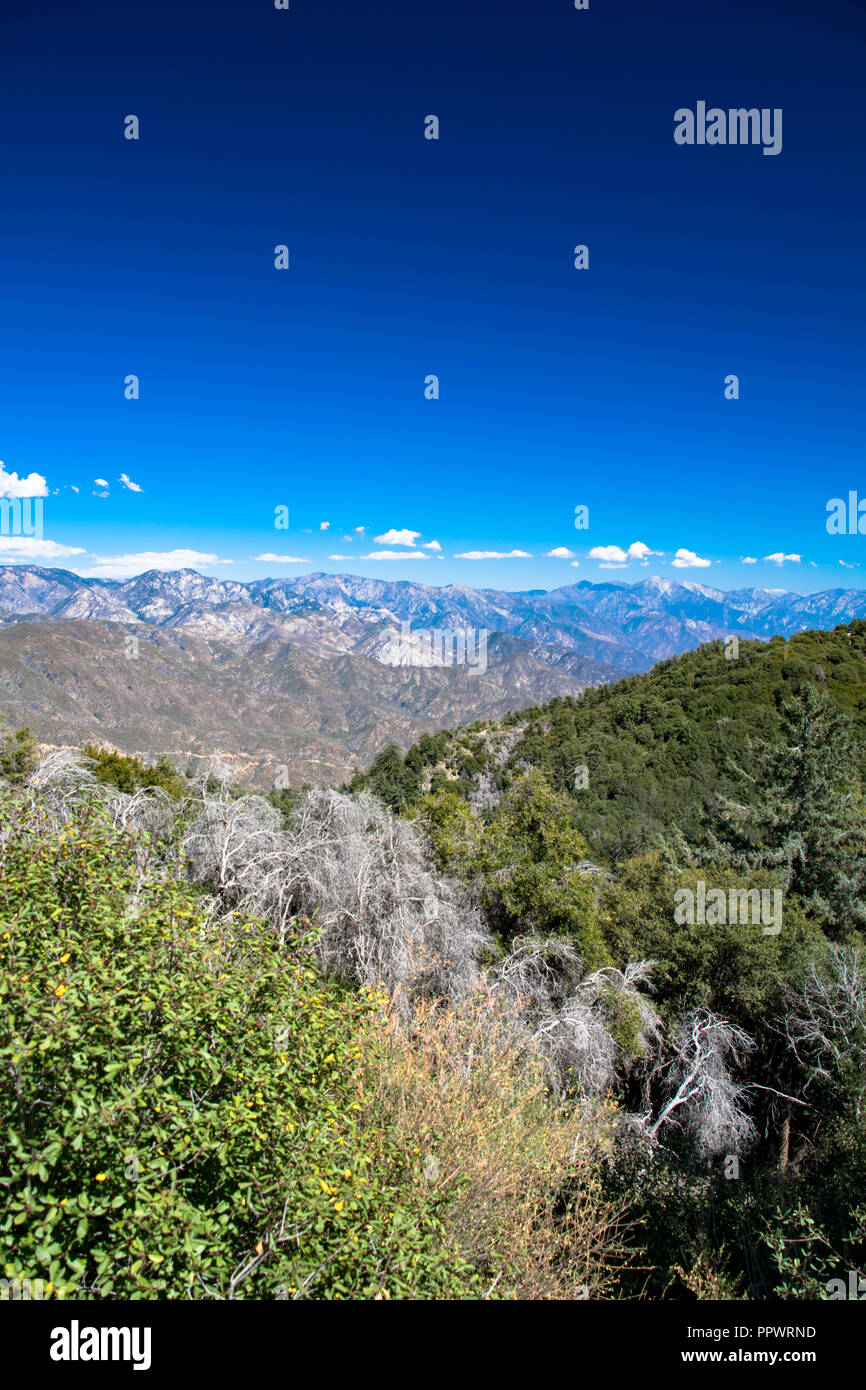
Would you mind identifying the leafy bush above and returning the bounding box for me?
[0,723,38,785]
[0,794,482,1299]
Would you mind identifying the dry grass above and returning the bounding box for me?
[359,989,637,1299]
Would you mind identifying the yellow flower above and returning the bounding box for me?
[95,1173,107,1182]
[334,1201,344,1212]
[59,953,71,963]
[54,985,67,998]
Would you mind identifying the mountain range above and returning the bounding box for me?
[2,564,866,785]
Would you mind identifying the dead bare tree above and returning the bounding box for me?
[641,1009,758,1161]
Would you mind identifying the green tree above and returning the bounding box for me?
[705,683,866,937]
[424,771,607,965]
[363,742,419,812]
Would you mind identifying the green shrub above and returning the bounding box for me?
[0,724,38,785]
[0,798,481,1299]
[423,772,607,965]
[80,746,187,800]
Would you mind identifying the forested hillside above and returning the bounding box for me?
[356,621,866,864]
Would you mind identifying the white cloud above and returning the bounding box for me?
[627,541,663,563]
[454,550,532,559]
[0,463,48,499]
[588,541,663,566]
[840,560,859,569]
[72,549,227,579]
[328,554,353,560]
[320,521,330,531]
[374,528,421,547]
[253,553,310,563]
[741,556,758,564]
[363,550,430,560]
[545,546,575,558]
[69,485,80,494]
[94,478,108,488]
[569,560,580,568]
[764,552,801,566]
[118,473,143,492]
[589,545,628,564]
[0,537,86,560]
[355,526,365,534]
[341,535,354,542]
[422,539,442,551]
[671,548,711,568]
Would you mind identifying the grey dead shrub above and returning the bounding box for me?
[293,790,490,1004]
[181,789,284,897]
[108,786,181,882]
[181,786,491,1005]
[24,748,102,822]
[108,786,178,839]
[488,944,755,1162]
[489,937,660,1097]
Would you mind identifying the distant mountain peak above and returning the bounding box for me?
[1,565,864,679]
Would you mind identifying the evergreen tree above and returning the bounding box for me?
[365,742,419,811]
[705,683,866,936]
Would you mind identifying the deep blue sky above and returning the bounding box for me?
[1,0,864,590]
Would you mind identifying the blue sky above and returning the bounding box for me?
[1,0,864,593]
